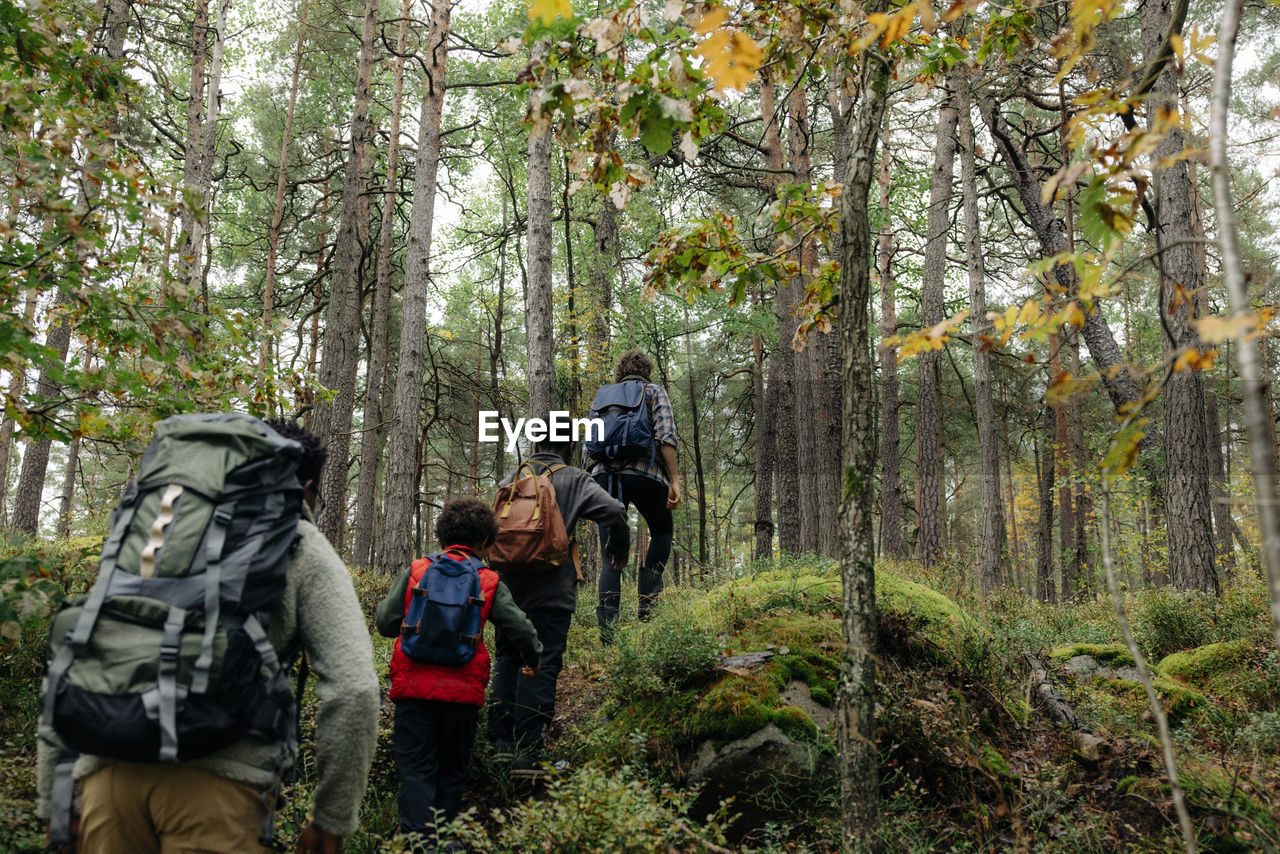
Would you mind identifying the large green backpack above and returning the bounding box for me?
[40,413,305,843]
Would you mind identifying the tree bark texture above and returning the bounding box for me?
[380,0,451,576]
[836,45,889,854]
[762,73,800,555]
[312,0,378,548]
[176,0,210,273]
[0,290,37,520]
[788,81,823,555]
[1036,406,1057,604]
[353,0,411,569]
[260,0,310,383]
[916,77,959,568]
[1208,0,1280,650]
[1142,0,1218,594]
[876,138,907,561]
[525,41,556,421]
[958,78,1007,594]
[1203,382,1236,572]
[56,433,80,538]
[186,0,231,298]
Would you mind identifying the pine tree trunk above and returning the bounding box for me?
[753,313,775,561]
[835,42,889,853]
[312,0,379,549]
[958,76,1007,594]
[380,0,451,575]
[761,73,800,556]
[1204,381,1236,573]
[1036,406,1057,603]
[0,290,37,521]
[260,0,310,384]
[684,308,708,565]
[185,0,231,298]
[1142,0,1218,594]
[589,185,616,375]
[525,41,556,421]
[56,433,80,538]
[876,136,907,561]
[787,82,822,555]
[353,0,410,569]
[916,78,959,568]
[176,0,210,273]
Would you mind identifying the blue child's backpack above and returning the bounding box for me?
[584,380,654,464]
[400,549,485,666]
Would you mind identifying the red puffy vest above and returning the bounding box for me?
[388,547,499,707]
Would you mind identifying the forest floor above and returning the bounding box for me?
[2,546,1279,853]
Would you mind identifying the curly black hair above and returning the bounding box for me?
[436,496,498,550]
[614,349,653,383]
[266,418,327,487]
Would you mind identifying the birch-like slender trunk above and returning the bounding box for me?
[1209,0,1280,650]
[353,0,411,570]
[916,74,960,568]
[380,0,451,576]
[835,40,889,852]
[958,76,1006,594]
[260,0,310,385]
[876,130,907,561]
[312,0,379,548]
[176,0,210,273]
[186,0,231,301]
[525,40,556,421]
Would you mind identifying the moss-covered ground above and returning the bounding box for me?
[3,550,1278,852]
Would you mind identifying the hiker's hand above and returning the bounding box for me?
[666,481,681,509]
[609,549,629,571]
[521,663,540,677]
[296,821,343,854]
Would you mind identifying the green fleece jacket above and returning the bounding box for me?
[37,516,380,836]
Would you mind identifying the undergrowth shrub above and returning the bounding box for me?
[1132,587,1213,658]
[607,595,719,702]
[427,763,734,854]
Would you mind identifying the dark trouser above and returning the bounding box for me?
[487,607,573,758]
[393,698,478,834]
[594,472,673,634]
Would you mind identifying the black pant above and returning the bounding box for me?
[393,698,478,833]
[595,472,673,629]
[487,607,573,758]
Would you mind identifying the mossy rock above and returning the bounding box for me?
[1049,643,1135,667]
[1156,639,1250,691]
[1093,675,1206,722]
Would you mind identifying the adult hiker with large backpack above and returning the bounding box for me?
[37,415,379,854]
[486,433,630,774]
[583,349,681,641]
[374,497,542,839]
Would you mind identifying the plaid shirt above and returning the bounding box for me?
[584,380,677,485]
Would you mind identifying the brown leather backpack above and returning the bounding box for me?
[489,460,570,574]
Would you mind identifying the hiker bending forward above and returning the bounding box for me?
[584,349,681,639]
[487,436,630,766]
[37,419,379,854]
[376,497,542,836]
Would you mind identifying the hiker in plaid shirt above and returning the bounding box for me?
[583,349,682,641]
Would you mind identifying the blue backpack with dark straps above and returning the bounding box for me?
[584,379,655,464]
[400,549,486,667]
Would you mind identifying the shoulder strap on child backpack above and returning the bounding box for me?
[489,459,571,574]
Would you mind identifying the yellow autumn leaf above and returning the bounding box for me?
[694,6,727,34]
[881,4,914,47]
[1064,301,1085,329]
[1003,304,1018,330]
[528,0,572,23]
[1017,298,1040,326]
[1192,314,1257,344]
[696,29,763,92]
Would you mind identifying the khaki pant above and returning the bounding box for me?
[79,763,272,854]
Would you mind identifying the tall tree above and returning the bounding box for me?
[381,0,451,576]
[958,74,1006,593]
[876,131,907,560]
[525,40,556,419]
[916,75,960,568]
[1142,0,1218,593]
[10,0,129,534]
[187,0,231,301]
[353,0,411,568]
[1036,403,1057,603]
[311,0,379,548]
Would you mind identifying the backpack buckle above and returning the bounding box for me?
[462,633,481,647]
[400,624,418,636]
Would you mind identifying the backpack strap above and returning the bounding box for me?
[155,604,188,761]
[191,501,236,695]
[46,749,77,850]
